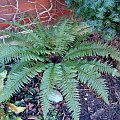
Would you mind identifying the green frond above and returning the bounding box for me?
[34,47,53,55]
[64,42,120,61]
[77,65,109,104]
[4,21,30,31]
[0,45,26,63]
[58,65,80,120]
[3,22,51,49]
[3,30,47,50]
[20,51,46,62]
[52,21,75,54]
[26,32,47,48]
[10,60,35,73]
[0,44,46,64]
[77,59,120,76]
[73,25,91,47]
[2,31,28,44]
[54,32,75,54]
[40,63,60,119]
[0,62,47,103]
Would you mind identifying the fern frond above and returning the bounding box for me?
[0,45,26,63]
[54,21,90,55]
[26,32,47,48]
[59,65,80,120]
[77,65,109,104]
[3,22,51,49]
[0,44,46,64]
[10,60,35,73]
[20,51,46,62]
[53,21,75,54]
[2,31,28,44]
[64,42,120,61]
[40,63,61,119]
[54,32,75,54]
[4,30,48,50]
[0,62,48,103]
[77,59,119,76]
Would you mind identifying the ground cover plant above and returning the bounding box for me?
[0,20,120,120]
[65,0,120,41]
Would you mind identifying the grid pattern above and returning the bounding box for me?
[0,0,70,29]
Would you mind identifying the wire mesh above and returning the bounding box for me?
[0,0,70,29]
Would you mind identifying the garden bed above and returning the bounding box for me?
[10,68,120,120]
[7,38,120,120]
[0,4,120,118]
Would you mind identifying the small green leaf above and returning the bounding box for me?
[15,117,22,120]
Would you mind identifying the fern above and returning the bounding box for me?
[77,59,119,76]
[40,64,54,119]
[0,20,120,120]
[0,63,47,103]
[59,65,81,119]
[10,60,36,73]
[77,65,109,104]
[64,42,120,61]
[40,63,61,119]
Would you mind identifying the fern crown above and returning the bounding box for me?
[0,20,120,120]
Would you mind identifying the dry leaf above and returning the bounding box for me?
[6,103,26,114]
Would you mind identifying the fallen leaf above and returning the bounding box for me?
[6,103,26,114]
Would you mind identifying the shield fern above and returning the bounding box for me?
[0,20,120,120]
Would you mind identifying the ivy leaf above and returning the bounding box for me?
[102,28,116,41]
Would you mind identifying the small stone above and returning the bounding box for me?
[86,93,89,96]
[48,89,63,103]
[88,107,91,111]
[84,98,87,101]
